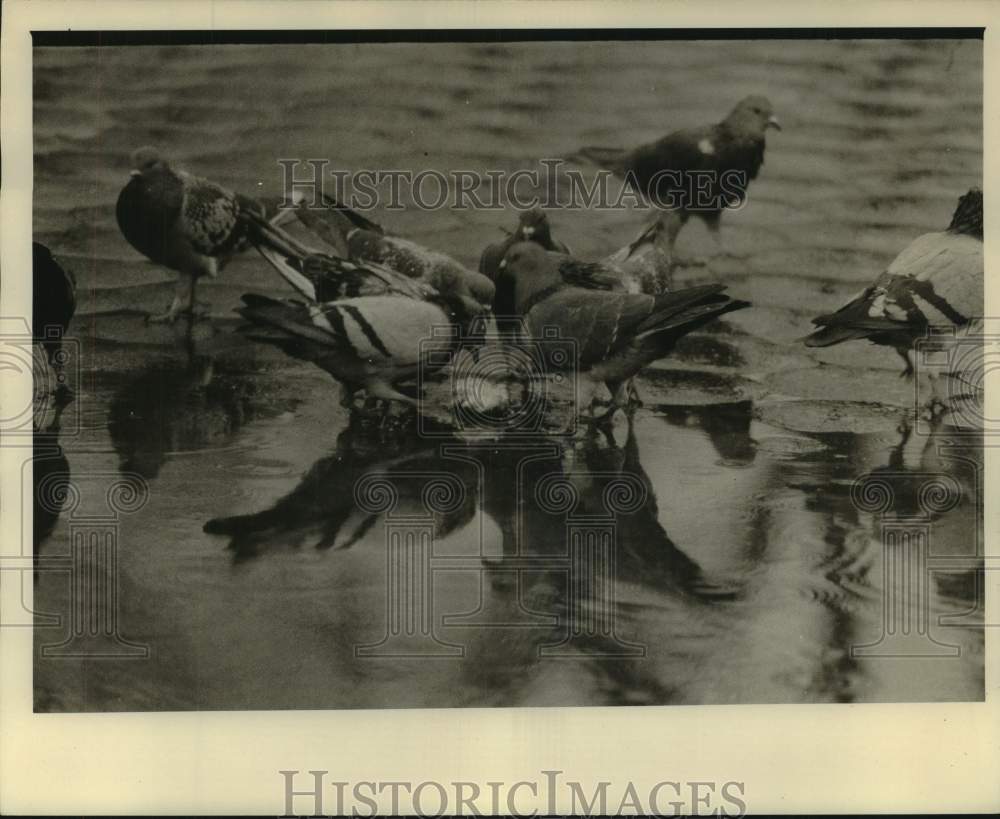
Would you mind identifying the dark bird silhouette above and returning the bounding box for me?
[572,95,780,261]
[32,242,76,401]
[804,188,983,385]
[479,208,571,282]
[497,241,749,419]
[116,146,277,323]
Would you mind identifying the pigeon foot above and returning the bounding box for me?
[920,398,949,422]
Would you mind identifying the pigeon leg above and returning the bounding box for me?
[626,379,642,407]
[921,371,950,421]
[896,347,915,378]
[339,384,358,409]
[702,212,746,260]
[590,381,629,426]
[659,209,702,267]
[147,275,195,324]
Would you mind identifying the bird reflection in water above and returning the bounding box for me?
[867,418,982,610]
[203,416,479,562]
[656,399,757,466]
[459,418,744,705]
[107,337,300,480]
[202,407,738,705]
[731,412,983,703]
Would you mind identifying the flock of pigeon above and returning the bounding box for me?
[33,94,984,428]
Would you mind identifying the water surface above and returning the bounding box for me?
[32,38,984,709]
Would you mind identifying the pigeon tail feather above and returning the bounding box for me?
[802,324,872,348]
[320,193,386,235]
[636,296,748,342]
[636,284,728,334]
[237,294,341,348]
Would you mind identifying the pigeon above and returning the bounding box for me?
[572,95,780,261]
[497,241,749,418]
[804,188,983,383]
[247,218,437,304]
[116,146,282,323]
[292,194,495,315]
[32,242,76,401]
[492,220,672,324]
[236,291,485,410]
[478,207,571,281]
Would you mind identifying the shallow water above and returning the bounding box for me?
[31,38,984,709]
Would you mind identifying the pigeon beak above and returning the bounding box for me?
[129,169,141,177]
[498,259,508,271]
[521,227,535,239]
[767,115,782,131]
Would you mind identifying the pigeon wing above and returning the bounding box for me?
[179,172,246,260]
[626,124,720,192]
[884,231,983,321]
[806,231,983,346]
[557,258,623,291]
[526,289,656,367]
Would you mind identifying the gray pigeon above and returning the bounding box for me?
[572,95,780,261]
[498,241,749,419]
[804,188,983,380]
[237,290,485,410]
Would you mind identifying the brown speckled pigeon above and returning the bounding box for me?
[497,241,749,420]
[572,95,780,262]
[292,194,495,318]
[247,217,437,304]
[116,146,268,323]
[804,188,983,381]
